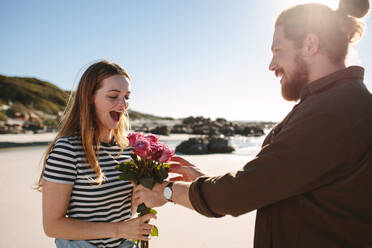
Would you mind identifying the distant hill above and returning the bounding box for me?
[0,75,68,114]
[127,110,173,121]
[0,74,172,121]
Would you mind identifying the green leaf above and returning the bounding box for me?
[151,225,159,237]
[160,167,169,180]
[118,171,136,181]
[130,153,138,162]
[116,161,136,172]
[149,208,157,215]
[139,177,154,189]
[137,203,149,214]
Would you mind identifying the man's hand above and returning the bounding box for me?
[169,156,206,182]
[132,183,168,209]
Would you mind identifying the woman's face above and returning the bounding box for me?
[93,74,131,140]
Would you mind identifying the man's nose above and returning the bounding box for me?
[269,57,277,71]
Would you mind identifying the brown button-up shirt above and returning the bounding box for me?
[189,66,372,247]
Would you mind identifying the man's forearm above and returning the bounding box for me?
[172,182,194,210]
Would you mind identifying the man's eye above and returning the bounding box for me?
[109,96,118,99]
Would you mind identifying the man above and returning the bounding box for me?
[133,1,372,247]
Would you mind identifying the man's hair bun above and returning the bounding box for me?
[338,0,370,18]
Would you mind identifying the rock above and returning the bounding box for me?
[133,123,150,133]
[175,136,235,154]
[233,125,265,137]
[221,125,235,136]
[208,137,235,153]
[216,118,228,125]
[192,125,210,135]
[150,125,170,136]
[176,116,267,137]
[175,138,208,155]
[171,124,192,134]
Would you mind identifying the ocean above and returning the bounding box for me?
[161,134,265,157]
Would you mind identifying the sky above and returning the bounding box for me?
[1,0,371,122]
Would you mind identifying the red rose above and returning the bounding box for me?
[144,133,159,143]
[158,144,174,163]
[133,138,151,157]
[128,132,144,147]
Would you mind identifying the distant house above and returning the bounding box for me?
[0,104,10,111]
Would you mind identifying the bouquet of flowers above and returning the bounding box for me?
[116,132,174,248]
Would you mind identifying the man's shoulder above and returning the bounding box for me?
[303,78,370,111]
[289,79,372,132]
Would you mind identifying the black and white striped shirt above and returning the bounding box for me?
[43,136,133,248]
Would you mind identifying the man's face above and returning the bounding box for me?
[269,26,309,101]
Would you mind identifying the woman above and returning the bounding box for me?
[38,60,155,248]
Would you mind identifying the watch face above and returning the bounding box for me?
[164,187,172,200]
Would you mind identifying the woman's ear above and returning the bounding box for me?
[302,33,320,57]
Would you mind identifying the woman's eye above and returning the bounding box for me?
[108,96,118,99]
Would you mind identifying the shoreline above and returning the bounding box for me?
[0,132,56,149]
[0,141,51,149]
[0,133,202,149]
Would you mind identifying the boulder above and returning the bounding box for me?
[221,125,235,136]
[208,137,235,153]
[215,118,228,125]
[175,138,208,155]
[150,125,170,136]
[175,136,235,154]
[171,124,192,134]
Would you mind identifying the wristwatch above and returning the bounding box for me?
[163,182,174,202]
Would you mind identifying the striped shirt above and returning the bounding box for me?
[43,136,133,248]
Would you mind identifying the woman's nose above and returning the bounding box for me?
[118,97,129,109]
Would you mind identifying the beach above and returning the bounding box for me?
[0,136,259,248]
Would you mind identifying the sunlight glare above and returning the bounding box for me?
[281,0,338,10]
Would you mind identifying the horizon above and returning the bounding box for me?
[1,0,371,122]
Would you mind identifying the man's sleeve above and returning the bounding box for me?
[189,113,353,217]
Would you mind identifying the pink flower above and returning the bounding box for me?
[128,132,144,147]
[148,142,164,161]
[127,132,174,163]
[144,134,159,143]
[133,138,151,157]
[158,144,174,163]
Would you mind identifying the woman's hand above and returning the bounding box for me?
[115,213,157,241]
[169,156,206,182]
[132,183,168,209]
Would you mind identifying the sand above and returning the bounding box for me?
[0,146,256,248]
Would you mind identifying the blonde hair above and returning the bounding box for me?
[37,60,131,191]
[275,0,369,64]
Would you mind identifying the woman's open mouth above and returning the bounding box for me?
[110,111,122,122]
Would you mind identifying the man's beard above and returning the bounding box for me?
[281,55,309,101]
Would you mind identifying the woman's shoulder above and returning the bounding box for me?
[102,142,133,153]
[54,135,83,150]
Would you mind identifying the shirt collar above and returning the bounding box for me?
[300,66,365,100]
